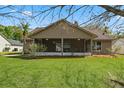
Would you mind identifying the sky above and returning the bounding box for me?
[0,5,124,32]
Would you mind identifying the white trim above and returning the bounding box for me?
[92,41,102,53]
[34,52,91,56]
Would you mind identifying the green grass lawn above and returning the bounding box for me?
[0,55,124,88]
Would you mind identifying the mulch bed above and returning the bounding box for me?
[92,54,117,58]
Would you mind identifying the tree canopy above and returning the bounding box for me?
[0,25,23,40]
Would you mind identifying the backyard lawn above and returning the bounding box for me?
[0,55,124,88]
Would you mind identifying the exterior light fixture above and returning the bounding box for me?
[77,39,80,40]
[46,39,48,40]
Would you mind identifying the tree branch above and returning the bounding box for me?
[99,5,124,17]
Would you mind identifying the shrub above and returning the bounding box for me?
[3,47,10,52]
[29,44,47,56]
[38,44,47,52]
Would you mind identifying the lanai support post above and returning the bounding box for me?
[40,39,42,52]
[61,38,64,56]
[33,38,35,45]
[90,39,93,55]
[84,39,86,52]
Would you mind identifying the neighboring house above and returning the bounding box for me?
[26,19,113,56]
[0,33,23,52]
[112,38,124,54]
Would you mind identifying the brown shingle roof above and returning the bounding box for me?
[29,19,113,40]
[29,27,45,35]
[85,29,113,40]
[29,19,97,37]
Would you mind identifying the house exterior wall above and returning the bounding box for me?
[112,39,124,54]
[30,21,95,39]
[27,20,112,55]
[0,35,11,52]
[0,35,23,52]
[101,40,112,54]
[92,40,112,54]
[9,45,23,52]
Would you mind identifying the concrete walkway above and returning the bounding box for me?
[3,54,21,57]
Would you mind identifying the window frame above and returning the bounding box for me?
[92,41,102,52]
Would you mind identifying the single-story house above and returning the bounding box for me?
[112,38,124,54]
[0,33,23,52]
[26,19,113,56]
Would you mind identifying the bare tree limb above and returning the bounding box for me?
[99,5,124,17]
[79,11,108,26]
[33,5,61,18]
[65,6,87,19]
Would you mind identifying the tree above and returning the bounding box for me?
[1,5,124,24]
[29,5,124,34]
[99,5,124,17]
[1,5,124,36]
[0,25,4,33]
[83,23,112,35]
[12,26,23,40]
[20,23,29,37]
[4,26,12,39]
[19,22,30,54]
[0,25,23,40]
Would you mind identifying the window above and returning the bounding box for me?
[13,48,18,52]
[55,42,71,52]
[3,47,10,52]
[63,43,71,52]
[92,41,101,52]
[97,42,101,50]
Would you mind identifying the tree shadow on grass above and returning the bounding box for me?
[6,55,86,60]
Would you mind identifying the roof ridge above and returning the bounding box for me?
[0,34,23,46]
[29,19,97,37]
